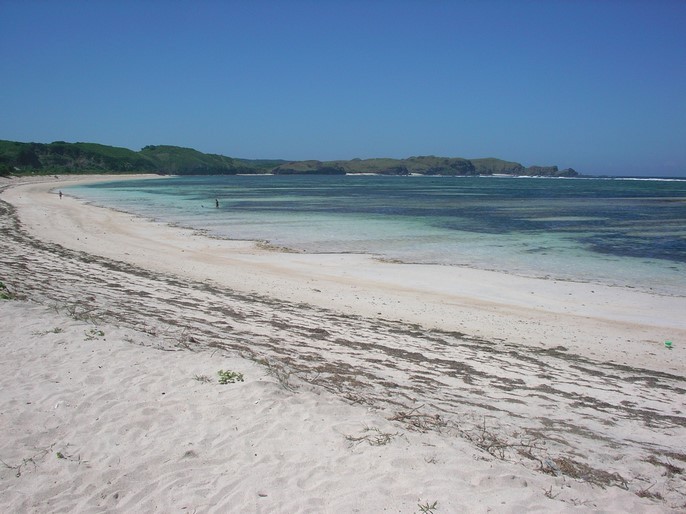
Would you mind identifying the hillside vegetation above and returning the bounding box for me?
[273,155,576,177]
[0,141,281,176]
[0,140,576,177]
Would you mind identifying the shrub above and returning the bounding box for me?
[217,370,244,384]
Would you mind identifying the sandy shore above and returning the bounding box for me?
[1,174,685,512]
[4,175,685,374]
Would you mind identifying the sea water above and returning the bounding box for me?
[66,175,686,297]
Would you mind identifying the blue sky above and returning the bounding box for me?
[1,1,685,176]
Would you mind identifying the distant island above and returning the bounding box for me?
[0,140,577,177]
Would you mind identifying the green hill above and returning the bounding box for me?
[471,158,524,175]
[272,160,346,175]
[276,155,575,177]
[0,140,280,176]
[139,145,237,175]
[0,139,576,177]
[0,140,156,175]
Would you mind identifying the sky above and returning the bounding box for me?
[1,1,685,176]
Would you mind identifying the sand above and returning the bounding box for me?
[1,174,684,512]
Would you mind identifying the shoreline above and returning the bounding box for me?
[64,174,686,299]
[1,174,685,511]
[2,174,685,374]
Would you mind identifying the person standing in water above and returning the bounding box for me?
[215,198,219,208]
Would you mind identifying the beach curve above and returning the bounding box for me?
[1,174,685,512]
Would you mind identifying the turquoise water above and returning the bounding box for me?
[67,175,686,296]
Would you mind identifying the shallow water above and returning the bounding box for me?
[67,175,686,296]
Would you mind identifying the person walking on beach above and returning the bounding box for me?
[59,190,63,199]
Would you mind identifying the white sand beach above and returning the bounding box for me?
[1,175,685,512]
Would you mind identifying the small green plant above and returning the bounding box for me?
[84,328,105,341]
[54,448,82,464]
[0,281,13,300]
[217,369,244,384]
[417,500,438,513]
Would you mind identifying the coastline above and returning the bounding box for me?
[1,174,685,511]
[3,175,685,374]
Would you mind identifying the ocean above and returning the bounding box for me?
[66,175,686,297]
